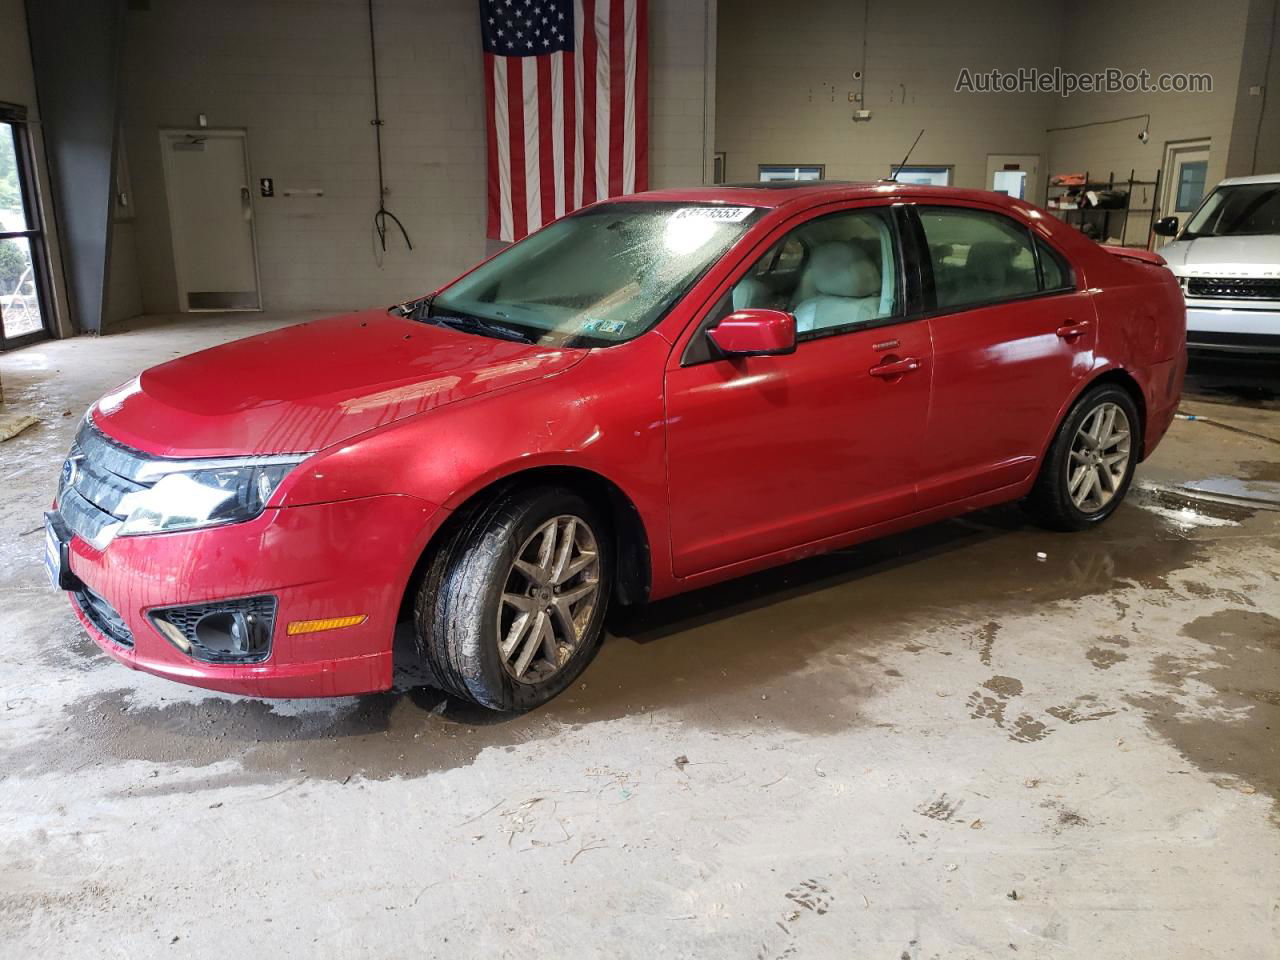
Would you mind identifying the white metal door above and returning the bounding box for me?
[986,154,1040,202]
[160,129,260,311]
[1159,139,1211,245]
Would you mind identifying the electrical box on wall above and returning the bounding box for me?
[852,109,872,122]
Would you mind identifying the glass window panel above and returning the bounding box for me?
[1037,237,1070,291]
[728,208,899,335]
[0,123,28,232]
[893,166,952,186]
[0,236,45,339]
[758,165,824,182]
[1175,161,1207,213]
[919,207,1039,309]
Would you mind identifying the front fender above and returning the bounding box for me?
[277,333,673,578]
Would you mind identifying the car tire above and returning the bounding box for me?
[1024,383,1141,532]
[413,486,612,711]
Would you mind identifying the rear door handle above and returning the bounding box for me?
[1056,319,1092,340]
[869,357,922,379]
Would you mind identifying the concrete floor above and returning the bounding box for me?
[1,313,1278,959]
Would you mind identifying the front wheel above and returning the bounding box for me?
[1024,384,1140,532]
[414,487,611,710]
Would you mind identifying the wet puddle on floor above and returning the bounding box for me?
[12,489,1264,788]
[1130,608,1280,805]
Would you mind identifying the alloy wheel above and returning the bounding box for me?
[1067,401,1132,514]
[497,515,601,684]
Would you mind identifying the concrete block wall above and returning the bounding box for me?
[114,0,715,317]
[1047,0,1252,204]
[716,0,1264,234]
[714,0,1062,190]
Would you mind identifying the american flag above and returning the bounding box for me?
[481,0,648,242]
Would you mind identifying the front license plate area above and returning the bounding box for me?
[43,512,79,591]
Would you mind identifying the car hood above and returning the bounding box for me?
[1159,235,1280,275]
[91,309,587,457]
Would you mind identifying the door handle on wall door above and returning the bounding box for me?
[869,357,922,379]
[1056,319,1091,340]
[240,185,253,221]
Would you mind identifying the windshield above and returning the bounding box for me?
[1182,183,1280,239]
[432,202,763,346]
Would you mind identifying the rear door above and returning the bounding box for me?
[664,203,933,578]
[909,203,1096,506]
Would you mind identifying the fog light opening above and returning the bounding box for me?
[149,596,277,664]
[194,611,270,658]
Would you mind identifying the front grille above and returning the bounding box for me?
[58,420,160,549]
[72,586,134,647]
[1186,277,1280,300]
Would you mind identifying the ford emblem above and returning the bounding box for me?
[62,457,79,487]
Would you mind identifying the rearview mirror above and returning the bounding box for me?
[1152,216,1179,237]
[707,309,797,357]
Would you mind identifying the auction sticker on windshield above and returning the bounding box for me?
[672,206,756,222]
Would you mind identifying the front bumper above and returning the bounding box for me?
[1185,303,1280,353]
[59,493,443,698]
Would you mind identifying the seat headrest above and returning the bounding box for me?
[732,276,768,310]
[965,241,1014,279]
[807,242,880,298]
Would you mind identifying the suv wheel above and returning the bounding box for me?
[1025,384,1140,532]
[414,487,611,710]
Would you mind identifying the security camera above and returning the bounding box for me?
[1138,129,1149,144]
[852,69,863,81]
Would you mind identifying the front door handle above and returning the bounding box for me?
[1056,319,1092,340]
[869,357,922,379]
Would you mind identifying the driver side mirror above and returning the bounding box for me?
[1152,216,1179,237]
[707,309,797,357]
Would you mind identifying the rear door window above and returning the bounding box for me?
[918,207,1040,310]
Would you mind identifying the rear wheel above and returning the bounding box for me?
[1025,384,1139,532]
[414,487,611,710]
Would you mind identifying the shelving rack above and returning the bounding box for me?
[1045,169,1162,249]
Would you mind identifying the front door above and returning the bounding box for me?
[910,203,1095,506]
[1159,139,1211,245]
[664,205,932,578]
[160,129,261,311]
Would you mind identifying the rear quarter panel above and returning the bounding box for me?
[1065,242,1186,456]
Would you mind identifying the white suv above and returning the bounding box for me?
[1153,173,1280,354]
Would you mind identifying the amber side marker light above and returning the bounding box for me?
[287,615,368,636]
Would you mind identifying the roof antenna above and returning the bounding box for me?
[884,129,925,182]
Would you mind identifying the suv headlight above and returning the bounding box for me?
[117,456,307,537]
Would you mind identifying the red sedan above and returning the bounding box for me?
[46,182,1185,710]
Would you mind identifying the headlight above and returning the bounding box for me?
[117,456,306,536]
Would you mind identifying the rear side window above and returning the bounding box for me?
[1036,237,1072,291]
[919,207,1039,310]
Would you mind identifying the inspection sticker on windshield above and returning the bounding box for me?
[672,206,755,222]
[585,318,628,335]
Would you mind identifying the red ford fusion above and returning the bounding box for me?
[46,182,1185,710]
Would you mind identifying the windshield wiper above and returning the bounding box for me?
[432,312,534,344]
[390,293,435,320]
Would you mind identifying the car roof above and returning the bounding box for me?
[614,181,1032,212]
[1217,172,1280,186]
